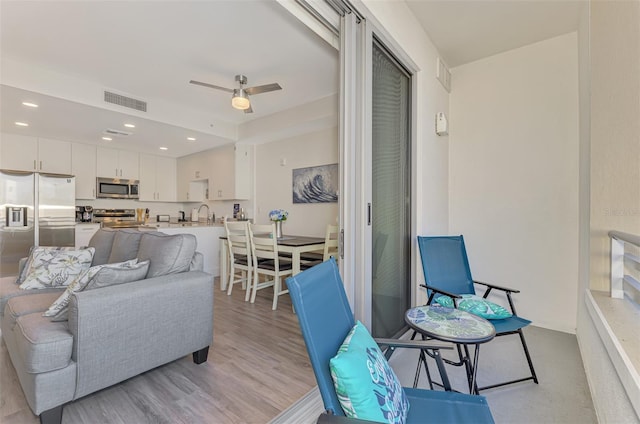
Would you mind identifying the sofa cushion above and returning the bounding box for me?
[88,228,117,266]
[13,312,73,373]
[43,259,148,321]
[107,229,144,264]
[85,259,149,290]
[1,277,63,317]
[19,247,95,290]
[4,292,62,327]
[190,252,204,272]
[137,232,197,278]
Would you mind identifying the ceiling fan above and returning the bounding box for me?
[189,74,282,113]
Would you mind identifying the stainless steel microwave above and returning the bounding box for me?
[96,177,140,199]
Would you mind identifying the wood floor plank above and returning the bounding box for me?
[0,277,315,423]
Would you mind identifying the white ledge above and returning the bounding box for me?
[586,290,640,418]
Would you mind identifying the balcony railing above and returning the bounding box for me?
[609,230,640,304]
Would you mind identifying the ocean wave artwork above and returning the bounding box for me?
[292,164,339,203]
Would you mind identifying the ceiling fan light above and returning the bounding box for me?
[231,89,250,110]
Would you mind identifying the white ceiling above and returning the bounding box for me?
[1,1,583,159]
[405,0,583,68]
[0,1,339,158]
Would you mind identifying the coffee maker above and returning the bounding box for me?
[76,206,93,222]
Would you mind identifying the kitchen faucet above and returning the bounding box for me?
[197,204,211,224]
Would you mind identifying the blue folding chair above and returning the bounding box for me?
[417,235,539,391]
[286,258,494,423]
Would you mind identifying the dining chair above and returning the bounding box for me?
[248,223,294,310]
[224,220,252,300]
[417,235,539,391]
[286,258,495,423]
[300,224,340,270]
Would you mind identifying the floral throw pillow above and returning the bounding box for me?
[329,321,409,424]
[15,246,78,285]
[435,294,512,319]
[19,247,95,290]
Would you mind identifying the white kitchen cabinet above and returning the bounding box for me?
[38,138,72,174]
[139,154,176,201]
[72,143,97,199]
[0,133,71,174]
[209,144,251,200]
[0,133,37,171]
[176,153,209,202]
[75,223,100,248]
[96,147,139,180]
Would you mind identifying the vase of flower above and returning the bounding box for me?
[269,209,288,238]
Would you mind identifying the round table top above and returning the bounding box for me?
[405,305,496,344]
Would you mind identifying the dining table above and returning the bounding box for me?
[219,234,325,291]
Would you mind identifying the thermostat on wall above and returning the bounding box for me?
[435,112,448,136]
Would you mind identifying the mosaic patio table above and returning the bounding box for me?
[405,305,496,394]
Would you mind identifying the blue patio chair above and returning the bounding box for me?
[286,258,494,423]
[417,235,539,391]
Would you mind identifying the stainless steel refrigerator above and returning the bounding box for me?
[1,171,76,277]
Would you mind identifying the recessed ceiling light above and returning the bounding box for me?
[159,147,168,151]
[102,136,112,141]
[15,121,29,127]
[187,137,196,141]
[22,102,38,108]
[124,123,135,128]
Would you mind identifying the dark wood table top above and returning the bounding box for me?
[220,235,324,246]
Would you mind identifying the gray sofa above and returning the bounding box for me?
[0,228,214,424]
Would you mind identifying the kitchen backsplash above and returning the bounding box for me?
[76,198,253,222]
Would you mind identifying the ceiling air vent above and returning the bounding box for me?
[104,90,147,112]
[103,128,133,137]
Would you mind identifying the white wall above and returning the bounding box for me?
[254,127,339,237]
[449,33,580,333]
[588,0,640,293]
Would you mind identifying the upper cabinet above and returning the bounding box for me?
[209,144,252,200]
[176,153,209,202]
[139,154,176,202]
[176,144,252,202]
[72,143,97,199]
[96,147,139,180]
[1,133,71,175]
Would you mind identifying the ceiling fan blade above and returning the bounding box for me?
[189,80,234,93]
[244,104,254,114]
[245,83,282,96]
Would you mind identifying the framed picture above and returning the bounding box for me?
[292,164,339,204]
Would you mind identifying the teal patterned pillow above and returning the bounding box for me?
[435,294,512,319]
[329,321,409,424]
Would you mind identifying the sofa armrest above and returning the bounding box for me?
[67,270,214,399]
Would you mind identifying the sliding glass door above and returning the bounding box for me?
[370,38,412,338]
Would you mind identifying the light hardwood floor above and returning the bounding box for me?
[0,278,316,424]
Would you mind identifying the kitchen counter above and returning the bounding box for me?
[140,221,224,229]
